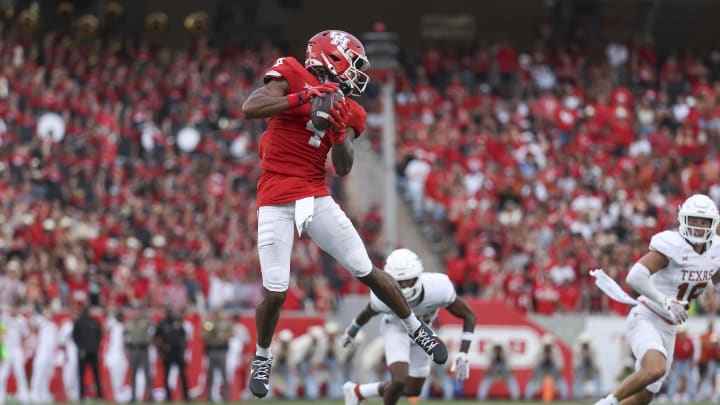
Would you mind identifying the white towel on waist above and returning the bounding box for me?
[294,197,315,236]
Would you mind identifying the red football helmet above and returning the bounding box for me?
[305,30,370,95]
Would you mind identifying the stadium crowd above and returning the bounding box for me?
[1,22,720,318]
[381,36,720,316]
[0,27,371,313]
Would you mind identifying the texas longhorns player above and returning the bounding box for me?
[595,194,720,405]
[341,249,476,405]
[241,30,447,399]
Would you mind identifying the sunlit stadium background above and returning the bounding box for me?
[0,0,720,403]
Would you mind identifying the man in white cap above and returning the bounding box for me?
[0,303,30,404]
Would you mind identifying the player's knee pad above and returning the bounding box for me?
[344,249,372,277]
[262,279,289,292]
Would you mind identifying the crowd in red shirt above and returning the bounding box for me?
[372,37,720,316]
[0,27,365,313]
[3,22,720,316]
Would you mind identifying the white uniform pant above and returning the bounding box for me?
[62,347,79,401]
[258,196,372,292]
[0,351,29,403]
[626,305,677,393]
[30,352,54,403]
[106,352,129,402]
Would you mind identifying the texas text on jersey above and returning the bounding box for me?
[642,230,720,319]
[257,56,367,207]
[370,273,457,325]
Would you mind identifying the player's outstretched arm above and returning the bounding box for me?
[241,79,291,118]
[243,80,339,119]
[445,297,476,353]
[342,303,378,347]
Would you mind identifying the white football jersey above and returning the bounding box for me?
[370,272,457,326]
[643,230,720,315]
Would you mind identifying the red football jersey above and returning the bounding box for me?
[256,56,367,207]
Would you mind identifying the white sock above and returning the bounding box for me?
[606,394,619,405]
[401,314,422,334]
[255,344,272,358]
[358,382,381,399]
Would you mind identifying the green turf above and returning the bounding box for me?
[13,401,712,405]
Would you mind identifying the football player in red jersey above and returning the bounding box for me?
[241,30,448,398]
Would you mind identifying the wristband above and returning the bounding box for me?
[287,92,305,108]
[461,331,474,342]
[348,321,361,336]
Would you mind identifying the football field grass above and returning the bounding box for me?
[193,399,717,405]
[36,401,715,405]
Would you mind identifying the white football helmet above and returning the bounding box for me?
[678,194,720,244]
[384,248,424,302]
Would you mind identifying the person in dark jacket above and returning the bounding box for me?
[72,306,103,401]
[155,307,190,402]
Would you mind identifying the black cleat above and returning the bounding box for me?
[410,323,448,364]
[248,355,273,398]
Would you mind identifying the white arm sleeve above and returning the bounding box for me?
[626,262,667,305]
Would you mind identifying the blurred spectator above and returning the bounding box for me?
[268,329,296,399]
[124,307,154,403]
[698,320,715,387]
[58,315,80,401]
[73,306,103,401]
[699,333,720,401]
[105,309,129,402]
[524,334,569,400]
[665,326,696,403]
[322,322,344,399]
[476,339,520,400]
[289,326,328,399]
[572,332,602,399]
[225,316,250,399]
[202,307,232,402]
[30,307,58,404]
[154,308,190,402]
[0,304,30,404]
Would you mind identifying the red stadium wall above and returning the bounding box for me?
[5,312,325,402]
[437,298,573,399]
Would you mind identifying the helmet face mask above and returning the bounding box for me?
[305,30,370,95]
[384,249,424,302]
[678,194,720,245]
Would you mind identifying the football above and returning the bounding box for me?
[310,89,344,131]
